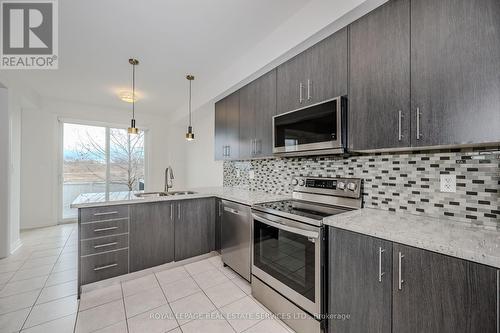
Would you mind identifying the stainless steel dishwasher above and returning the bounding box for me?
[221,200,252,281]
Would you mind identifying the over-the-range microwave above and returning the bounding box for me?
[272,96,347,156]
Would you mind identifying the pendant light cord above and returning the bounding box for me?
[132,62,136,120]
[188,79,192,127]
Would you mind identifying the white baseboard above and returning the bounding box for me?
[10,238,22,254]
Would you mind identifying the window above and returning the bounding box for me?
[62,122,146,220]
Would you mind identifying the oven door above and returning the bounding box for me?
[273,97,344,155]
[252,211,323,316]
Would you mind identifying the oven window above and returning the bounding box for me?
[274,100,337,148]
[253,219,316,302]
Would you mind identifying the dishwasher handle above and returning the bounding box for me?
[223,206,247,216]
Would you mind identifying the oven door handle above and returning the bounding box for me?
[252,213,319,239]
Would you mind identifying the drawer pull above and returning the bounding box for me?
[93,211,119,216]
[93,242,118,249]
[94,226,118,232]
[93,263,118,271]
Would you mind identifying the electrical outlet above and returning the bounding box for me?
[249,170,255,179]
[440,174,456,193]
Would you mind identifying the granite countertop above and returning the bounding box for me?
[323,208,500,269]
[70,187,290,209]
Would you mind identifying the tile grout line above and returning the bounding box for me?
[184,260,238,332]
[19,225,77,331]
[153,272,181,329]
[120,280,130,333]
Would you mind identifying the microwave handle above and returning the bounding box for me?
[252,213,319,239]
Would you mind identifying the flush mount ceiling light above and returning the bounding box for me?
[118,90,138,103]
[127,58,139,135]
[185,74,195,141]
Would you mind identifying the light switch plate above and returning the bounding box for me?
[249,170,255,179]
[440,174,456,193]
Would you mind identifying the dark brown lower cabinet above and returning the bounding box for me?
[329,228,392,333]
[174,198,216,261]
[129,202,174,272]
[392,244,498,333]
[328,227,499,333]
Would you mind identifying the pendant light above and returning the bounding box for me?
[185,74,195,141]
[127,58,139,134]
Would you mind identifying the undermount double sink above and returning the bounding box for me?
[135,191,197,198]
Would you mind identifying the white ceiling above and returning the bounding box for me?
[0,0,310,115]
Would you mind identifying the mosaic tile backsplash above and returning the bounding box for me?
[223,149,500,229]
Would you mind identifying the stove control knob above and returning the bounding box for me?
[337,181,346,190]
[291,178,298,186]
[347,182,358,191]
[298,179,305,186]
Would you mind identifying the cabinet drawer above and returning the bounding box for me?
[80,205,129,222]
[80,234,129,256]
[80,249,128,285]
[80,219,128,240]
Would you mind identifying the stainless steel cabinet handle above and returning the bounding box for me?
[170,204,173,220]
[218,201,222,217]
[307,79,311,100]
[398,252,405,290]
[94,211,118,216]
[378,247,385,282]
[299,82,304,103]
[94,242,118,249]
[93,263,118,271]
[178,203,181,219]
[416,107,422,140]
[398,110,403,141]
[94,226,118,232]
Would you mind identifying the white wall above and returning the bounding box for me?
[8,93,21,253]
[167,103,223,189]
[20,99,170,229]
[0,87,10,258]
[166,0,388,188]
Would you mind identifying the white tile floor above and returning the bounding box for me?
[0,224,296,333]
[0,223,78,333]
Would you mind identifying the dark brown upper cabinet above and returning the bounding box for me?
[239,69,277,159]
[410,0,500,147]
[214,91,240,160]
[349,0,500,151]
[348,0,411,151]
[277,28,348,115]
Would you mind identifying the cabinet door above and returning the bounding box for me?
[277,52,307,114]
[225,92,240,160]
[215,199,222,253]
[239,80,256,160]
[174,198,215,261]
[307,28,348,105]
[411,0,500,147]
[254,69,277,158]
[129,202,174,272]
[328,228,392,333]
[348,0,411,150]
[214,99,226,161]
[392,244,498,333]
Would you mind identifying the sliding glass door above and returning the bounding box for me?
[62,122,145,220]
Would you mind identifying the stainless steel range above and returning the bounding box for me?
[251,177,362,333]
